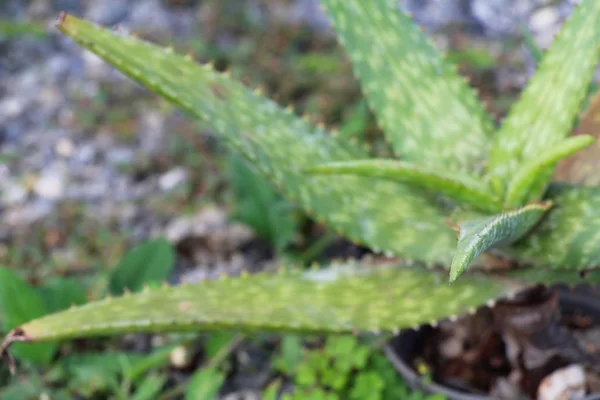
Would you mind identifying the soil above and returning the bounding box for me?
[409,285,600,399]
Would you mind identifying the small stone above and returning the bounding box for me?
[85,0,129,25]
[56,138,74,158]
[34,164,67,201]
[1,180,27,205]
[538,364,586,400]
[159,167,188,191]
[169,345,190,369]
[0,97,27,120]
[5,199,53,227]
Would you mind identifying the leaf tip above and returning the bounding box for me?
[56,11,67,27]
[1,328,29,376]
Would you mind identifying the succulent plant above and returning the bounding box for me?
[4,0,600,366]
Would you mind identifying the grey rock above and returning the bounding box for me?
[85,0,130,25]
[1,180,28,206]
[5,199,53,227]
[34,162,68,200]
[159,167,188,192]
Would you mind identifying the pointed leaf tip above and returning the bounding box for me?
[449,202,553,283]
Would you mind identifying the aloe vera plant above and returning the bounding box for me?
[4,0,600,366]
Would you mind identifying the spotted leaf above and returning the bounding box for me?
[486,0,600,193]
[509,185,600,269]
[1,262,515,351]
[554,90,600,185]
[319,0,495,173]
[504,135,594,208]
[56,14,457,264]
[450,202,553,282]
[306,160,501,213]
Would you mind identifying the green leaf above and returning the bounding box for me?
[3,262,517,346]
[185,367,225,400]
[124,344,177,383]
[274,335,304,375]
[509,184,600,269]
[319,0,495,173]
[131,374,167,400]
[0,267,56,365]
[486,0,600,191]
[554,90,600,185]
[108,238,175,295]
[228,153,298,252]
[39,277,87,314]
[504,135,594,208]
[57,14,457,264]
[519,21,543,65]
[306,160,502,213]
[449,202,552,282]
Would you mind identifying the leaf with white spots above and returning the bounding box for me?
[306,160,502,213]
[449,202,553,282]
[554,90,600,185]
[509,185,600,269]
[319,0,495,173]
[486,0,600,193]
[1,262,516,351]
[56,14,457,264]
[504,135,594,208]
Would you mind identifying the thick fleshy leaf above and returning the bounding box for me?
[306,160,502,213]
[554,90,600,185]
[509,185,600,269]
[449,202,553,282]
[319,0,494,173]
[1,262,517,350]
[486,0,600,192]
[56,14,457,264]
[504,135,594,208]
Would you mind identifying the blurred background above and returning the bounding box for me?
[0,0,593,399]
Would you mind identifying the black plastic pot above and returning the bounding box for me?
[385,287,600,400]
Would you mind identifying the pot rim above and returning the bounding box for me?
[384,288,600,400]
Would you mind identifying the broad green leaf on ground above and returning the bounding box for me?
[554,90,600,185]
[39,277,87,314]
[306,160,502,213]
[0,267,56,365]
[185,367,225,400]
[131,374,167,400]
[228,153,298,252]
[2,262,518,347]
[109,238,175,295]
[509,185,600,269]
[320,0,495,173]
[449,202,552,282]
[486,0,600,192]
[57,14,457,264]
[504,135,594,208]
